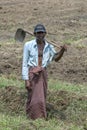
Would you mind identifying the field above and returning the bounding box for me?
[0,0,87,130]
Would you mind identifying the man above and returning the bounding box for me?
[22,24,67,120]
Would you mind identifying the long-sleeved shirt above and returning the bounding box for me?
[22,39,57,80]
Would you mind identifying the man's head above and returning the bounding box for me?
[34,24,46,42]
[34,24,46,34]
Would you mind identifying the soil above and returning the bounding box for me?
[0,1,87,126]
[0,0,87,84]
[0,86,87,125]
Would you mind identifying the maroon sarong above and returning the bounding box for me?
[26,67,47,120]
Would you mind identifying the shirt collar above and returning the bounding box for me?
[34,39,49,48]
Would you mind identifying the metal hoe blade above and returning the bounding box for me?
[15,28,26,42]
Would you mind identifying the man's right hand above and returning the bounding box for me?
[25,80,31,90]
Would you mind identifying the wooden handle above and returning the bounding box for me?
[26,31,60,49]
[46,40,60,49]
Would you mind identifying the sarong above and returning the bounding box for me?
[26,67,47,120]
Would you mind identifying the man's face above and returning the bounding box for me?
[34,32,46,41]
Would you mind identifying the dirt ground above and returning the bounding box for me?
[0,1,87,127]
[0,0,87,84]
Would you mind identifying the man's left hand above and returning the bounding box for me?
[60,44,67,52]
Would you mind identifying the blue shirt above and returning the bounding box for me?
[22,39,57,80]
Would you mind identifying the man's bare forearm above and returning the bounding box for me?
[54,50,64,62]
[54,45,67,62]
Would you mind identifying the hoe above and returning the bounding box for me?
[15,28,61,49]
